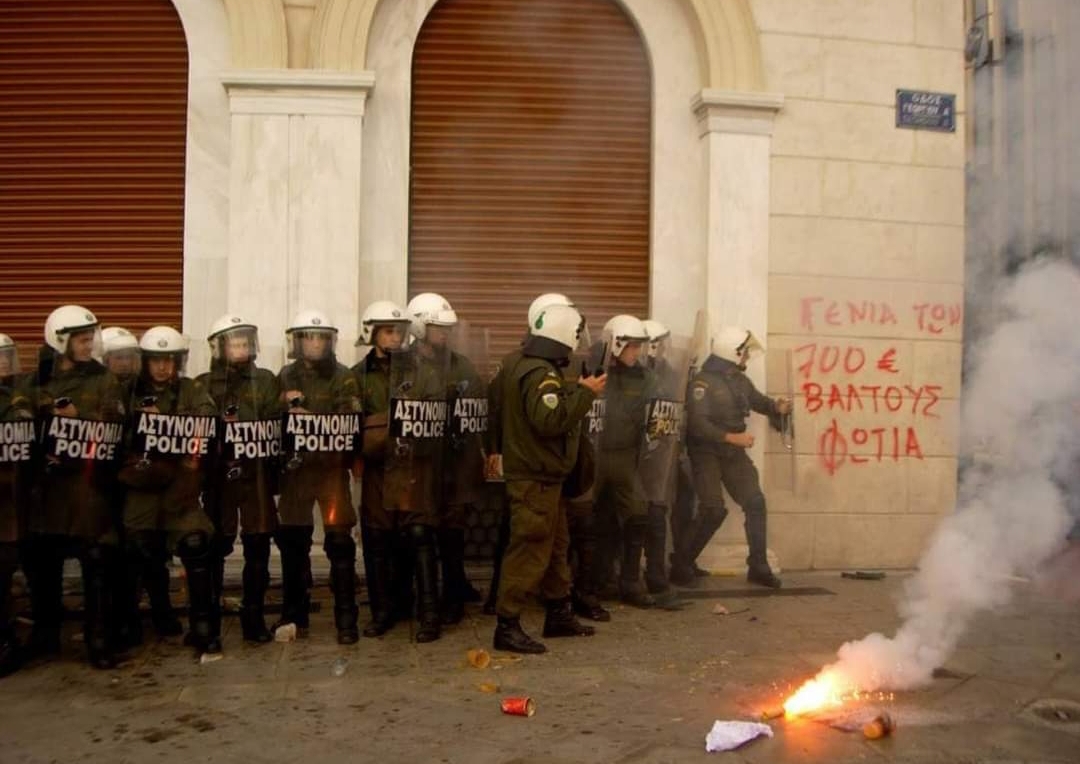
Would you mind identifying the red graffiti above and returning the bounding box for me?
[802,382,941,417]
[800,298,899,332]
[794,343,867,379]
[913,303,962,335]
[818,419,925,476]
[876,348,899,374]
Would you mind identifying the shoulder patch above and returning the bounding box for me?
[541,392,559,410]
[538,378,562,391]
[692,387,706,401]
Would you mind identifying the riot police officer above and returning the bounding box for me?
[15,305,125,669]
[101,327,140,384]
[103,326,184,645]
[354,300,441,640]
[0,334,31,675]
[483,293,578,617]
[671,326,790,589]
[119,327,220,655]
[276,310,361,645]
[406,292,485,626]
[195,315,281,644]
[592,315,662,608]
[493,304,604,654]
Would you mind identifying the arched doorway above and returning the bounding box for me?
[407,0,652,358]
[0,0,188,368]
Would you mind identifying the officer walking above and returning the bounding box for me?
[275,310,361,645]
[195,315,281,644]
[15,305,125,668]
[670,326,790,589]
[492,303,605,654]
[118,327,221,655]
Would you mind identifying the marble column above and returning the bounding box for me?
[221,69,375,368]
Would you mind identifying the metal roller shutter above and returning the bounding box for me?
[0,0,188,370]
[408,0,651,362]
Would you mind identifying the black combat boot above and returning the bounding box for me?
[437,527,466,626]
[82,545,118,670]
[744,496,781,588]
[146,557,183,637]
[571,590,611,622]
[25,537,64,660]
[542,597,596,638]
[493,615,546,654]
[670,506,728,587]
[273,527,312,635]
[361,527,395,638]
[240,534,273,644]
[409,525,441,644]
[567,502,609,621]
[325,531,359,645]
[619,520,655,609]
[177,532,221,655]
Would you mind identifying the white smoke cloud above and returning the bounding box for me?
[812,258,1080,693]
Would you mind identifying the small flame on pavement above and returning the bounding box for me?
[780,668,897,719]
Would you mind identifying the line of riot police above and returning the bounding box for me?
[0,292,791,673]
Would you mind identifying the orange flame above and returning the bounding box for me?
[782,669,855,717]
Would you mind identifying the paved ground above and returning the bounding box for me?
[2,570,1079,763]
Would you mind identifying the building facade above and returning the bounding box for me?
[0,0,967,569]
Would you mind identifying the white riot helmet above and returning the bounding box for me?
[102,327,140,378]
[406,292,457,341]
[603,315,650,360]
[44,304,101,357]
[528,293,574,330]
[207,313,259,363]
[102,327,138,356]
[358,300,411,347]
[710,325,763,367]
[532,304,586,352]
[642,319,671,360]
[140,326,190,375]
[286,309,338,361]
[0,333,18,376]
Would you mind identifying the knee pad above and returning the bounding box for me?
[323,530,355,561]
[742,493,766,517]
[176,531,210,562]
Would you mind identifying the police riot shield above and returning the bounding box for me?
[385,345,449,515]
[565,338,609,503]
[0,416,35,542]
[217,369,283,486]
[130,411,219,470]
[446,322,490,506]
[639,334,693,507]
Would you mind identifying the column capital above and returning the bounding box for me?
[221,69,375,116]
[692,88,784,136]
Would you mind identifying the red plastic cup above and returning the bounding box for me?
[500,696,536,717]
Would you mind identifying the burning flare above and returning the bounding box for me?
[782,668,858,717]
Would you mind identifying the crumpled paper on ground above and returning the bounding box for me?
[705,720,774,752]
